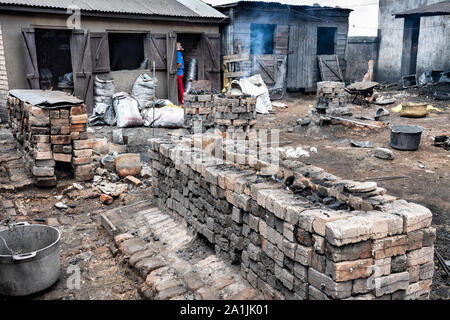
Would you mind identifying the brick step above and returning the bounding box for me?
[102,201,261,300]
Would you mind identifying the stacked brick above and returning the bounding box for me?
[213,95,257,133]
[183,93,215,133]
[148,135,436,300]
[6,95,94,187]
[316,81,348,115]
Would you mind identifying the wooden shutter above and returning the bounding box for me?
[167,32,178,103]
[318,54,344,82]
[21,27,40,89]
[252,55,276,85]
[71,29,94,114]
[90,32,110,73]
[202,33,221,92]
[150,33,167,70]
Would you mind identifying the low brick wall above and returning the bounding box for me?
[148,134,435,300]
[183,93,257,134]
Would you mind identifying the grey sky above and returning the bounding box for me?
[204,0,379,36]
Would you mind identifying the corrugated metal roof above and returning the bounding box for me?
[0,0,227,19]
[395,0,450,18]
[214,0,351,11]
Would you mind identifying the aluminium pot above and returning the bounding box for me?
[390,125,423,151]
[0,222,61,297]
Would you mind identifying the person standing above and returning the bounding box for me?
[176,42,184,106]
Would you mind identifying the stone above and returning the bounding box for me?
[373,147,395,160]
[325,258,374,282]
[125,175,142,186]
[346,181,378,193]
[308,268,352,299]
[383,200,433,233]
[183,272,204,292]
[73,139,95,150]
[295,244,313,266]
[391,254,408,273]
[312,210,352,236]
[136,256,167,277]
[32,166,54,177]
[374,272,409,297]
[407,246,434,267]
[53,153,72,162]
[372,234,408,259]
[325,240,372,262]
[197,287,219,300]
[115,153,142,178]
[100,194,113,205]
[54,202,67,210]
[325,211,403,246]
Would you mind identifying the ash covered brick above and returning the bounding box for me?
[149,136,435,300]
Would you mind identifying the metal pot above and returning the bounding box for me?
[390,125,423,151]
[0,222,61,297]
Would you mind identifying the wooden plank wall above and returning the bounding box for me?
[228,5,350,90]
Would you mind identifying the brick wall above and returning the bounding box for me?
[0,23,9,123]
[148,134,436,300]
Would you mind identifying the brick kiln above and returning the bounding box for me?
[148,134,436,300]
[183,92,257,135]
[7,90,94,187]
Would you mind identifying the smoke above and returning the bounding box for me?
[251,24,276,55]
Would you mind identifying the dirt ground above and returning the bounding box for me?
[255,90,449,300]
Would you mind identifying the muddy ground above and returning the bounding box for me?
[256,90,449,299]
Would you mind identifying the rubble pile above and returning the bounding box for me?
[6,95,94,187]
[213,95,257,133]
[183,92,215,133]
[315,81,351,116]
[148,134,436,300]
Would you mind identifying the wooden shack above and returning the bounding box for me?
[215,1,352,92]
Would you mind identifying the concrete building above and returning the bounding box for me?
[377,0,450,82]
[0,0,227,121]
[214,1,351,92]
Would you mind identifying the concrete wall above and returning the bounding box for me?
[0,12,219,100]
[377,0,450,82]
[345,36,379,82]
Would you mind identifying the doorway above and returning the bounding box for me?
[176,33,204,90]
[317,27,337,55]
[401,16,421,76]
[35,29,73,90]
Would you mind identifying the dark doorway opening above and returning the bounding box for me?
[317,27,337,55]
[401,16,421,76]
[35,29,73,90]
[108,33,145,71]
[177,33,204,89]
[250,24,276,55]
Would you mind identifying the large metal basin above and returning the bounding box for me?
[0,222,61,297]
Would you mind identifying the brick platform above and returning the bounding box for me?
[7,92,94,187]
[147,134,436,300]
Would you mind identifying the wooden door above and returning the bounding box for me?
[287,24,316,89]
[90,32,110,73]
[71,29,93,113]
[167,32,178,103]
[202,33,221,92]
[253,55,276,85]
[21,27,40,89]
[150,33,167,70]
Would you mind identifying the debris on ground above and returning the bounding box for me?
[434,136,450,151]
[373,147,395,160]
[279,146,310,158]
[350,140,374,148]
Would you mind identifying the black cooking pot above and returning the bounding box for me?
[390,125,423,151]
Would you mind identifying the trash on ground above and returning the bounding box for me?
[272,101,287,109]
[279,146,310,158]
[351,140,374,148]
[434,135,450,150]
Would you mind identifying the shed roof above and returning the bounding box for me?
[214,0,352,12]
[395,0,450,18]
[0,0,227,20]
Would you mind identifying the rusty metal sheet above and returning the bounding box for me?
[9,89,84,107]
